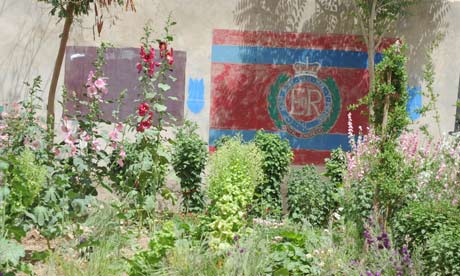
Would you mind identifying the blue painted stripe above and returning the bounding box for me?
[407,86,422,121]
[209,129,351,151]
[211,45,383,69]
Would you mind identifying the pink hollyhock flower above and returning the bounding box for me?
[92,139,101,151]
[87,85,98,98]
[109,129,119,141]
[94,78,106,89]
[117,158,124,167]
[136,124,145,132]
[82,132,91,142]
[138,102,150,116]
[53,147,61,157]
[116,123,123,132]
[0,134,8,142]
[166,48,174,65]
[61,117,75,143]
[30,140,41,151]
[120,150,126,159]
[70,144,78,156]
[86,71,95,86]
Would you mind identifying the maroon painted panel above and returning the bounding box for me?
[64,46,185,124]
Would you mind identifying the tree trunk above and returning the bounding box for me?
[47,3,75,129]
[367,0,377,123]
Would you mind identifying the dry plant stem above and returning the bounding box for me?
[47,3,75,129]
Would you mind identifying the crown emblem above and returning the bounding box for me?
[294,57,321,76]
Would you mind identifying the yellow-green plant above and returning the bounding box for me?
[207,138,264,249]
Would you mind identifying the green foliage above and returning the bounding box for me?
[392,200,460,250]
[3,149,47,219]
[253,131,293,218]
[266,228,314,275]
[129,221,176,275]
[345,143,416,227]
[423,224,460,275]
[207,138,264,248]
[0,237,25,272]
[371,43,410,138]
[287,166,336,227]
[172,121,208,213]
[324,147,347,185]
[213,135,232,149]
[37,0,127,18]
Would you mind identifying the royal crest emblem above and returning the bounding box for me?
[268,58,341,138]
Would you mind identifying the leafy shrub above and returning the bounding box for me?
[3,149,47,220]
[129,221,176,275]
[287,166,336,226]
[324,147,346,185]
[253,131,293,218]
[392,200,460,250]
[423,224,460,275]
[207,138,263,249]
[266,228,314,275]
[172,121,208,213]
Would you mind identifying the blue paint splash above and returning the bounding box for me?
[187,78,205,114]
[407,86,422,121]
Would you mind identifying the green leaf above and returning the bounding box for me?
[158,83,171,92]
[0,237,25,266]
[154,103,167,112]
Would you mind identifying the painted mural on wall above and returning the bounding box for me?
[64,46,186,123]
[209,29,395,164]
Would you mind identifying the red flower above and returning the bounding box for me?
[148,111,154,120]
[136,124,145,132]
[140,46,146,58]
[140,46,154,63]
[136,62,143,73]
[159,41,167,51]
[166,48,174,65]
[136,120,151,132]
[148,62,155,77]
[138,102,150,116]
[141,119,152,129]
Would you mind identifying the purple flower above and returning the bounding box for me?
[366,271,374,276]
[79,236,87,244]
[239,248,246,254]
[233,235,240,242]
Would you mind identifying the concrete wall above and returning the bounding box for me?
[0,0,459,142]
